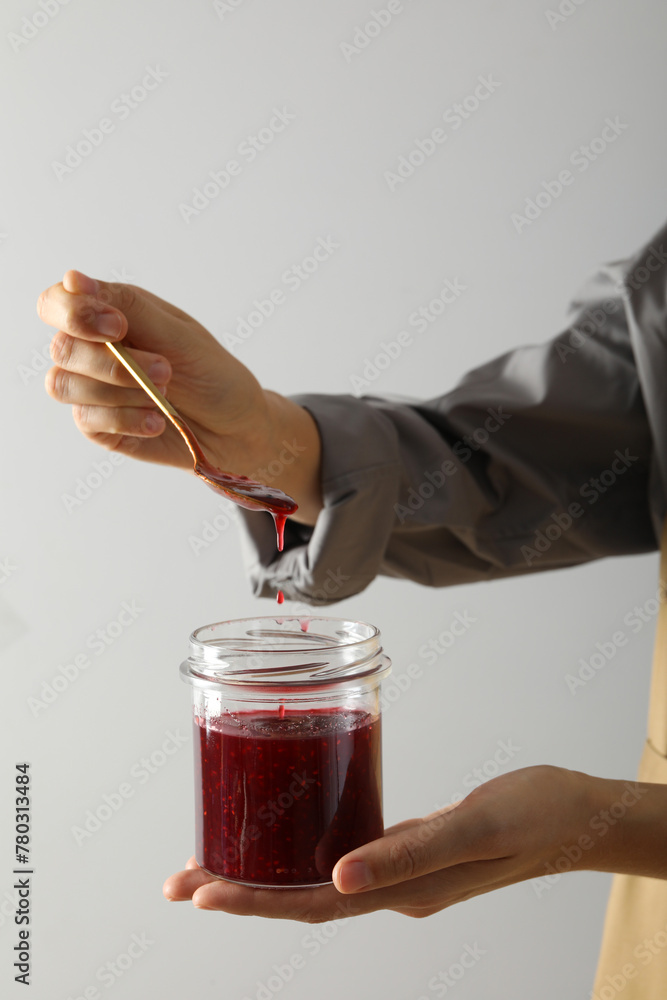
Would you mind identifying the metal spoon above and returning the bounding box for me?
[106,342,298,535]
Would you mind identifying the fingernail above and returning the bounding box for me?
[144,413,165,433]
[147,360,171,383]
[95,311,123,339]
[337,861,372,893]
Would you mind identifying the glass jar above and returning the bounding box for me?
[180,615,391,888]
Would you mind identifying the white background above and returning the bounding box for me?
[2,1,667,997]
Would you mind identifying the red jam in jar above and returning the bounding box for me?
[181,617,391,887]
[194,708,383,885]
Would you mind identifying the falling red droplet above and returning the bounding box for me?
[272,513,287,552]
[279,703,285,719]
[299,618,310,633]
[277,590,284,605]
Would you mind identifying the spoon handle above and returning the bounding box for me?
[105,341,200,465]
[106,341,179,419]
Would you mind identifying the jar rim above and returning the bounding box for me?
[181,615,390,687]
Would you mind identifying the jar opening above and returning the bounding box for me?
[181,616,390,688]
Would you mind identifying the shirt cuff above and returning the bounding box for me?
[236,393,402,605]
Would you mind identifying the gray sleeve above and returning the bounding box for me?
[237,241,664,606]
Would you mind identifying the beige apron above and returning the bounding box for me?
[592,524,667,999]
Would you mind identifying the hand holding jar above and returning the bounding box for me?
[164,765,667,920]
[165,615,667,919]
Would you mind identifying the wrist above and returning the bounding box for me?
[248,391,323,525]
[576,772,667,878]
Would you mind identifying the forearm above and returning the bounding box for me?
[236,223,667,603]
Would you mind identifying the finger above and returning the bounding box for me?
[384,859,521,917]
[185,856,201,871]
[72,403,166,438]
[163,867,216,902]
[63,269,99,295]
[72,431,177,464]
[383,817,427,837]
[64,268,195,324]
[188,878,369,921]
[378,805,465,841]
[333,799,493,894]
[49,333,172,388]
[37,282,126,343]
[331,854,521,917]
[45,369,166,409]
[60,269,187,349]
[164,860,516,919]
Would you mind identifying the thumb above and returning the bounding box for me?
[332,801,467,894]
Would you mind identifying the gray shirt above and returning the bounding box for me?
[237,222,667,605]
